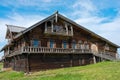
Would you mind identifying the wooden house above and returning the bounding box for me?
[1,12,119,73]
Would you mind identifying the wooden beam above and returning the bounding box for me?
[70,25,73,36]
[45,22,47,33]
[55,12,58,23]
[26,54,30,74]
[51,20,54,32]
[65,22,68,35]
[93,55,96,64]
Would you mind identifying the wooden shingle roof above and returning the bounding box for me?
[6,25,26,33]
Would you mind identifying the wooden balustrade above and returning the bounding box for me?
[4,47,116,61]
[21,47,92,54]
[45,27,72,36]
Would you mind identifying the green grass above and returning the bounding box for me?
[0,61,120,80]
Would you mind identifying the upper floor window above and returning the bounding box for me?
[33,39,39,47]
[105,44,109,50]
[63,40,67,49]
[78,40,82,49]
[47,21,51,28]
[84,41,89,49]
[50,39,54,48]
[91,43,98,53]
[72,40,76,49]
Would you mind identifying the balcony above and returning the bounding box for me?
[45,27,72,36]
[22,47,91,54]
[44,21,73,36]
[4,47,117,61]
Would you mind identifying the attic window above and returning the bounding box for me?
[47,21,51,28]
[105,44,109,50]
[68,25,71,30]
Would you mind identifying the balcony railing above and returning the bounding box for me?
[45,28,72,36]
[22,47,91,54]
[3,47,117,61]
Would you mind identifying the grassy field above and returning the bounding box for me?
[0,61,120,80]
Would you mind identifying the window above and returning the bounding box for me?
[72,40,76,49]
[63,40,67,48]
[50,40,54,48]
[105,44,109,50]
[85,45,89,49]
[53,25,63,32]
[84,41,89,49]
[78,40,82,49]
[33,39,39,47]
[47,21,51,28]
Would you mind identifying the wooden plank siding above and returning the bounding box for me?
[28,54,93,72]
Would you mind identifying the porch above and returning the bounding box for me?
[4,47,117,61]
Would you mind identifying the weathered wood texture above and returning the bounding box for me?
[28,54,93,72]
[4,55,27,72]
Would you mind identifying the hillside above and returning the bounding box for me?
[0,61,120,80]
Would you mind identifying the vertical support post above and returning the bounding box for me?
[78,58,80,65]
[70,54,73,67]
[26,54,29,74]
[45,22,47,33]
[65,22,68,35]
[93,55,96,64]
[55,12,58,23]
[8,46,10,55]
[51,20,54,32]
[70,25,73,36]
[13,56,16,70]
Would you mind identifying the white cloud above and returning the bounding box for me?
[73,0,97,12]
[71,0,120,54]
[0,0,62,9]
[72,0,99,18]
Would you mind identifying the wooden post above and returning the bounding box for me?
[8,46,9,55]
[78,58,80,65]
[26,54,30,74]
[55,12,58,23]
[93,55,96,64]
[70,25,73,36]
[65,22,68,35]
[45,22,47,33]
[13,56,16,70]
[70,54,73,67]
[51,20,54,32]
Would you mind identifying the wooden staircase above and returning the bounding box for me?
[93,53,117,61]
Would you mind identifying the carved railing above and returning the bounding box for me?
[45,27,72,36]
[21,47,91,54]
[3,47,117,61]
[93,51,117,61]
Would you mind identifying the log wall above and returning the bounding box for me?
[28,54,93,72]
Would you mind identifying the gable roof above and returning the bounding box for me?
[14,12,120,48]
[5,25,26,39]
[6,25,26,33]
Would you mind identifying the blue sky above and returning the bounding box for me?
[0,0,120,58]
